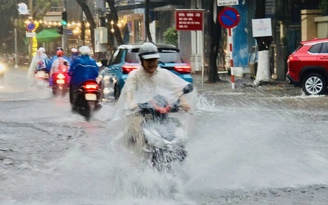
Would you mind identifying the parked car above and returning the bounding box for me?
[100,44,193,99]
[287,38,328,95]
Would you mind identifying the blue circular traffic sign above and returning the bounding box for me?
[26,22,35,31]
[218,7,240,29]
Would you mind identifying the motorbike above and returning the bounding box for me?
[0,63,5,79]
[72,80,101,121]
[34,68,49,88]
[136,84,193,171]
[52,71,70,97]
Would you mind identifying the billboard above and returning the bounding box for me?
[175,10,203,31]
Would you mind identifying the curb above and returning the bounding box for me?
[192,73,288,87]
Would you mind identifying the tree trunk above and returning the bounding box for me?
[207,1,222,83]
[145,0,153,42]
[105,0,124,45]
[75,0,96,50]
[255,0,266,18]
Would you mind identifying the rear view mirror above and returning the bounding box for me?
[183,84,193,94]
[100,59,108,66]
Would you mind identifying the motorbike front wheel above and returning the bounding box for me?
[150,146,187,172]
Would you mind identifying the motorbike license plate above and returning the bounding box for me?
[56,79,65,84]
[36,71,46,78]
[85,93,97,101]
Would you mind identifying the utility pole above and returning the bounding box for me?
[62,0,68,54]
[14,19,19,69]
[28,0,33,61]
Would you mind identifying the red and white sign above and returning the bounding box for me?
[175,10,203,31]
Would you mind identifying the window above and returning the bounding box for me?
[159,51,182,63]
[111,50,124,65]
[125,50,139,63]
[320,42,328,53]
[309,43,322,53]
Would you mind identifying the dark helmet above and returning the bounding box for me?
[138,42,160,60]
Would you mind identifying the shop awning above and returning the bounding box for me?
[36,28,61,43]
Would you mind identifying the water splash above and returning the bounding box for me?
[196,94,216,111]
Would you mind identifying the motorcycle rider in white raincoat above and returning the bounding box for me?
[27,47,49,84]
[113,42,196,157]
[49,49,70,87]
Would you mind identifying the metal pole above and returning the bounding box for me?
[201,11,204,85]
[14,26,19,69]
[228,28,235,89]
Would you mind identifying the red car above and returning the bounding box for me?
[287,38,328,95]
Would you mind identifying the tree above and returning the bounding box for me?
[74,0,126,50]
[204,0,223,83]
[163,27,178,46]
[320,0,328,15]
[34,0,61,19]
[0,1,17,53]
[105,0,123,45]
[144,0,153,42]
[75,0,96,50]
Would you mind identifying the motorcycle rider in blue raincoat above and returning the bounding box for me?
[69,47,79,64]
[68,46,100,109]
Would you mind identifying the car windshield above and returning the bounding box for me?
[124,49,183,63]
[158,50,182,63]
[125,51,139,63]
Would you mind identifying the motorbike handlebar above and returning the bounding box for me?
[138,99,181,114]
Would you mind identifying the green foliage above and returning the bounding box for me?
[320,0,328,15]
[163,27,178,46]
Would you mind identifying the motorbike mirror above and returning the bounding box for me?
[96,62,102,67]
[183,84,193,94]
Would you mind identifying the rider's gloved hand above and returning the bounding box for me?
[155,106,170,113]
[180,103,190,112]
[129,103,138,111]
[180,97,190,112]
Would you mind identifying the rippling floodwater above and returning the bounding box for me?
[1,69,328,204]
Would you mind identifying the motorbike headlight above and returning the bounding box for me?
[0,64,5,72]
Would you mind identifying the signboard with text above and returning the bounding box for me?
[175,10,204,31]
[217,0,239,6]
[25,32,36,38]
[252,18,272,37]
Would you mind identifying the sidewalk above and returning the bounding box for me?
[191,72,300,96]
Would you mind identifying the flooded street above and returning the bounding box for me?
[1,68,328,204]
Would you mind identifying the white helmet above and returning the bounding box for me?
[139,42,160,60]
[71,48,78,53]
[38,47,45,53]
[79,46,91,55]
